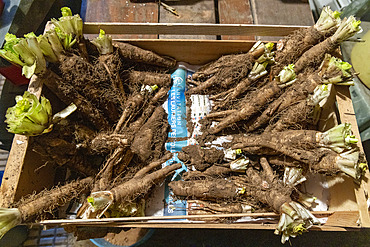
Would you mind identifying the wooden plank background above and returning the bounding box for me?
[81,0,314,40]
[250,0,314,25]
[159,0,216,40]
[218,0,254,40]
[81,0,159,39]
[250,0,314,40]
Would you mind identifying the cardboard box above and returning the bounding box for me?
[1,23,369,231]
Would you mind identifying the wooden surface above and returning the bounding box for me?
[40,211,362,232]
[0,74,56,208]
[250,0,314,25]
[325,88,359,216]
[250,0,314,41]
[81,0,314,41]
[83,23,306,38]
[0,136,55,207]
[218,0,254,40]
[0,135,28,207]
[81,0,159,39]
[334,85,370,227]
[159,0,216,39]
[122,39,256,64]
[325,211,360,228]
[39,211,329,224]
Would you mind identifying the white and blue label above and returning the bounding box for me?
[168,68,187,138]
[162,67,193,217]
[163,147,188,216]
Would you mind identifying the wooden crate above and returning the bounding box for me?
[0,23,369,231]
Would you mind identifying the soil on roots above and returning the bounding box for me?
[131,107,170,162]
[178,145,224,171]
[59,54,123,124]
[272,27,325,76]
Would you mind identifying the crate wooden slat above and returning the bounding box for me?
[40,211,360,231]
[40,211,334,224]
[0,75,56,208]
[334,85,370,226]
[114,39,259,65]
[83,23,307,37]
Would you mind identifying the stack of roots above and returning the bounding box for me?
[2,7,366,244]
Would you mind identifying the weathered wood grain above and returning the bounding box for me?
[0,72,58,207]
[158,0,216,39]
[250,0,314,41]
[81,0,159,39]
[325,211,360,228]
[250,0,314,25]
[334,85,370,227]
[83,23,305,37]
[218,0,254,40]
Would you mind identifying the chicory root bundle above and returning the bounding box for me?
[267,149,367,181]
[264,59,352,132]
[207,15,361,135]
[28,68,111,130]
[207,64,298,134]
[169,158,319,244]
[186,42,266,95]
[131,106,170,162]
[0,20,115,130]
[82,86,171,156]
[232,134,323,165]
[272,6,341,75]
[248,54,354,132]
[86,93,171,186]
[0,7,83,79]
[0,177,93,239]
[58,53,123,124]
[293,16,361,74]
[263,84,329,132]
[230,125,366,181]
[177,145,225,171]
[233,123,359,154]
[80,163,182,219]
[126,70,172,87]
[169,159,292,212]
[210,43,276,110]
